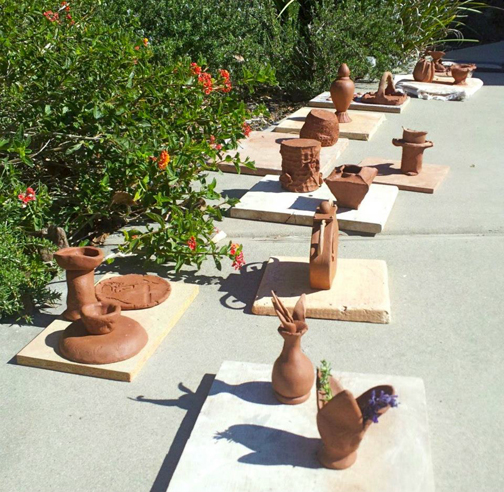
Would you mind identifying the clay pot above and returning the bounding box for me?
[413,58,435,83]
[310,201,339,290]
[324,165,377,209]
[279,138,323,193]
[54,247,104,321]
[300,109,339,147]
[360,72,407,106]
[316,372,395,469]
[427,51,447,73]
[81,302,120,335]
[271,292,314,405]
[392,128,434,176]
[450,63,477,85]
[330,63,355,123]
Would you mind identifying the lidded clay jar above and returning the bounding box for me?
[330,64,355,123]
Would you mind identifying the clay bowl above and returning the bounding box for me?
[402,128,427,144]
[81,302,121,335]
[54,246,104,271]
[451,63,477,85]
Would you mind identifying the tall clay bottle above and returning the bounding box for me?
[330,64,354,123]
[271,292,314,405]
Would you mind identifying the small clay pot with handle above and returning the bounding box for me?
[330,63,354,123]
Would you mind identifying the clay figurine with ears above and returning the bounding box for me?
[271,292,314,405]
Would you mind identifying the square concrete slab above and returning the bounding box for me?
[394,74,483,100]
[252,256,390,323]
[219,131,350,176]
[359,157,450,194]
[309,91,411,114]
[168,361,435,492]
[16,276,199,381]
[230,175,398,234]
[274,107,385,141]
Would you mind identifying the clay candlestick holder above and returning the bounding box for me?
[360,72,407,106]
[271,292,314,405]
[59,301,148,364]
[392,128,434,176]
[309,201,339,290]
[413,57,435,83]
[427,51,448,73]
[324,165,377,209]
[450,63,477,85]
[300,109,339,147]
[54,246,105,321]
[330,63,355,123]
[316,371,396,469]
[279,138,323,193]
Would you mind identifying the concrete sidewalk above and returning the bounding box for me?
[1,72,503,492]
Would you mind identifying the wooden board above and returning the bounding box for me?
[220,131,349,176]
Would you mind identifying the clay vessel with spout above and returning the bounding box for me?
[330,64,354,123]
[271,292,314,405]
[392,128,434,176]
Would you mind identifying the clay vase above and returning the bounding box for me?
[413,57,435,83]
[316,372,395,469]
[360,72,407,106]
[310,201,339,290]
[392,128,434,176]
[300,109,339,147]
[450,63,477,85]
[427,51,447,73]
[279,138,323,193]
[59,301,148,364]
[324,165,377,209]
[271,292,314,405]
[330,63,354,123]
[54,247,105,321]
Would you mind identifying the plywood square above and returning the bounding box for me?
[274,107,385,141]
[230,175,398,234]
[309,91,411,114]
[219,131,349,176]
[168,361,435,492]
[394,74,483,100]
[16,276,199,381]
[359,157,450,194]
[252,256,390,323]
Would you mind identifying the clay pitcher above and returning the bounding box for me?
[413,58,435,83]
[330,63,354,123]
[271,292,314,405]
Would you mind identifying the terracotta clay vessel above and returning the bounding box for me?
[316,372,395,469]
[59,301,148,364]
[279,138,323,193]
[427,51,447,73]
[271,292,314,405]
[300,109,339,147]
[324,165,377,209]
[413,57,435,83]
[450,63,477,85]
[360,72,407,106]
[54,247,105,321]
[392,128,434,176]
[310,201,339,290]
[330,64,354,123]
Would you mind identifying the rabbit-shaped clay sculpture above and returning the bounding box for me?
[271,292,314,404]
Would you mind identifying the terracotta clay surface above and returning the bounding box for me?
[299,109,339,147]
[451,63,477,85]
[330,64,355,123]
[95,274,171,310]
[360,72,407,106]
[59,302,148,364]
[413,58,435,83]
[309,201,339,290]
[427,51,447,73]
[325,165,378,209]
[271,292,314,404]
[54,247,104,321]
[279,138,322,193]
[392,128,434,176]
[316,373,395,469]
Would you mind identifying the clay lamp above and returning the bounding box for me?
[427,51,447,73]
[59,301,148,364]
[316,368,398,469]
[324,165,378,209]
[450,63,477,85]
[392,128,434,176]
[271,292,314,405]
[300,109,339,147]
[54,246,105,321]
[360,72,407,106]
[330,63,355,123]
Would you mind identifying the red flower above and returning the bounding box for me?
[242,122,252,138]
[198,72,213,94]
[187,236,196,250]
[134,46,140,51]
[43,10,59,22]
[191,62,202,75]
[18,187,36,208]
[232,251,245,270]
[209,135,223,151]
[219,69,230,79]
[157,150,170,170]
[218,69,232,92]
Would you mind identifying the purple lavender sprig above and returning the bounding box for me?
[363,390,399,423]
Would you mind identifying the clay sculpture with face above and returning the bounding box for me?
[324,165,377,209]
[360,72,407,106]
[330,63,355,123]
[300,109,339,147]
[392,128,434,176]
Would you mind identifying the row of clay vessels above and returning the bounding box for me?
[270,289,397,469]
[53,246,171,364]
[413,51,477,85]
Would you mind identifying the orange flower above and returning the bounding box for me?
[143,38,149,47]
[157,150,170,170]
